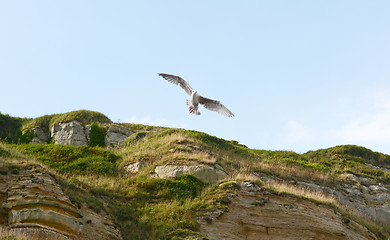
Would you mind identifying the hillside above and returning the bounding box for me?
[0,110,389,239]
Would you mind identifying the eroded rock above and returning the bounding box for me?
[0,167,121,240]
[200,186,378,240]
[51,121,87,146]
[155,164,227,184]
[125,161,145,174]
[105,125,133,147]
[30,128,49,144]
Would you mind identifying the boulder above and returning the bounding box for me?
[30,127,49,144]
[155,164,227,184]
[105,125,133,147]
[51,121,87,146]
[125,161,145,174]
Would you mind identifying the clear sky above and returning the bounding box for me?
[1,1,390,154]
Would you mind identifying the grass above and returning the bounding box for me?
[11,144,119,175]
[0,113,27,143]
[49,110,111,127]
[262,180,338,206]
[88,123,106,147]
[260,179,390,239]
[1,110,112,145]
[1,111,390,239]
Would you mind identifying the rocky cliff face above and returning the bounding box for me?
[3,112,389,239]
[0,164,121,240]
[104,125,133,148]
[154,163,227,184]
[51,121,88,146]
[199,181,378,240]
[28,121,134,147]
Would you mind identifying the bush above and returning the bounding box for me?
[88,123,105,147]
[14,144,119,175]
[50,110,111,127]
[136,174,205,200]
[18,129,34,144]
[0,113,25,143]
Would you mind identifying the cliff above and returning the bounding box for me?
[0,110,389,239]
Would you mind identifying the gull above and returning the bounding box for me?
[158,73,235,117]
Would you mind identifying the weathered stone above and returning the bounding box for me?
[85,124,91,142]
[296,179,390,226]
[51,121,87,146]
[125,161,145,174]
[369,185,388,192]
[241,181,261,192]
[105,125,133,147]
[155,164,227,184]
[0,166,122,240]
[30,128,48,144]
[200,186,378,240]
[375,204,390,224]
[340,173,359,183]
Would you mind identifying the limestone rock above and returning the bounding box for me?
[200,186,378,240]
[297,180,390,226]
[155,164,227,184]
[30,127,49,144]
[85,124,91,142]
[0,167,121,240]
[125,161,145,174]
[51,121,87,146]
[105,125,133,147]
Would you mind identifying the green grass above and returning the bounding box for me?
[88,123,106,147]
[0,113,28,143]
[1,110,112,144]
[302,145,390,182]
[22,114,56,132]
[12,144,119,175]
[49,110,111,127]
[117,128,390,183]
[1,112,390,239]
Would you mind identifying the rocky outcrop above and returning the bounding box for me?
[0,166,121,240]
[51,121,87,146]
[125,161,145,174]
[254,172,390,228]
[48,121,132,147]
[105,125,133,148]
[30,128,49,144]
[155,164,227,184]
[199,181,378,240]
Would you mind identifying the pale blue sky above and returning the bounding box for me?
[1,1,390,154]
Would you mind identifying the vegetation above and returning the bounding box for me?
[88,123,106,147]
[0,113,26,143]
[22,114,56,132]
[13,144,119,175]
[49,110,111,127]
[1,110,390,239]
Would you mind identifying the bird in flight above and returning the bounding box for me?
[158,73,235,117]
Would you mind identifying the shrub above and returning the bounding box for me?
[0,113,25,143]
[88,123,105,147]
[18,129,34,144]
[136,174,205,200]
[14,144,119,175]
[50,110,111,127]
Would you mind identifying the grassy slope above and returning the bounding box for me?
[1,111,390,239]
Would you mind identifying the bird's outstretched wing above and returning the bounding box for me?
[158,73,194,96]
[199,95,235,117]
